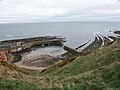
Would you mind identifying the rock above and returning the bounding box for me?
[113,30,120,35]
[0,51,7,62]
[16,54,59,67]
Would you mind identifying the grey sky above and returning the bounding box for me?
[0,0,120,23]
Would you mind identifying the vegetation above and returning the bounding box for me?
[0,40,120,90]
[0,78,39,90]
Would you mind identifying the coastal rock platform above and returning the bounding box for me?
[15,54,61,69]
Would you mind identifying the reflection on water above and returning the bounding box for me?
[23,46,65,58]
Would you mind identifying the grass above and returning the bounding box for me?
[41,40,120,76]
[0,40,120,89]
[0,78,39,90]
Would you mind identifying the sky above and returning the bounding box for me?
[0,0,120,23]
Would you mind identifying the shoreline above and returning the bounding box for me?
[0,30,120,70]
[0,36,65,69]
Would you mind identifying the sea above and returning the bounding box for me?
[0,22,120,56]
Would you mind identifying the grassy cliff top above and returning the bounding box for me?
[0,40,120,90]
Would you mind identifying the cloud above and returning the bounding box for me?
[0,0,120,23]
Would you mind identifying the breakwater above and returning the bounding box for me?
[0,36,65,53]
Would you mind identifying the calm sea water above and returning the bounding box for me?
[0,22,120,48]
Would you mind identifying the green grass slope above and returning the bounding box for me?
[0,61,39,90]
[0,40,120,90]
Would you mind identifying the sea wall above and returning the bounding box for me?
[0,36,65,53]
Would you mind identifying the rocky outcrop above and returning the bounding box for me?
[63,30,120,56]
[108,36,118,41]
[15,54,61,68]
[82,35,102,52]
[0,51,7,61]
[113,30,120,35]
[63,46,80,54]
[75,40,91,50]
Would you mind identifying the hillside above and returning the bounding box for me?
[0,40,120,90]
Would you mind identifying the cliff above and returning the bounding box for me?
[0,40,120,90]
